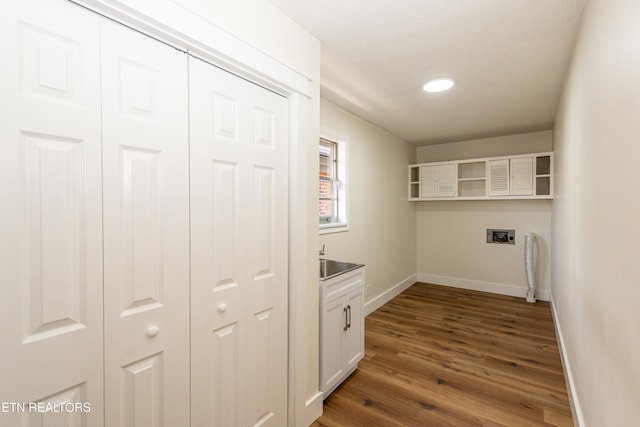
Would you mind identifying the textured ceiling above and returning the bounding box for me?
[267,0,586,146]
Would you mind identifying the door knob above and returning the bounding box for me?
[146,325,159,337]
[218,303,227,313]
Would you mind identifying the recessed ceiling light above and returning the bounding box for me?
[423,78,455,93]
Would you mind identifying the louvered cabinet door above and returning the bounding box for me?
[510,157,534,195]
[0,1,104,425]
[437,164,456,197]
[488,159,510,196]
[420,163,456,197]
[489,157,534,196]
[101,18,190,427]
[419,165,439,197]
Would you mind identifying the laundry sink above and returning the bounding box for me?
[319,259,364,281]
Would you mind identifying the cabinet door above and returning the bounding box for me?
[419,165,439,197]
[0,1,104,425]
[510,157,533,195]
[101,18,190,427]
[488,159,510,196]
[320,298,347,393]
[344,288,365,370]
[420,164,455,198]
[189,57,289,427]
[437,164,456,196]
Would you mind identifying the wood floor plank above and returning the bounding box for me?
[311,283,573,427]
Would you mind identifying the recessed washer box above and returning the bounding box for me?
[487,229,515,244]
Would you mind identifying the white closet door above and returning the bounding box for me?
[101,18,190,427]
[189,57,289,427]
[0,1,104,425]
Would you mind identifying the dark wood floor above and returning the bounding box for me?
[312,282,573,427]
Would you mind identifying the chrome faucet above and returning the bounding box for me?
[319,244,325,256]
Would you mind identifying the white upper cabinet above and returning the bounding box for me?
[409,152,552,201]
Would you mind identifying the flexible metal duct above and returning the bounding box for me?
[524,232,537,303]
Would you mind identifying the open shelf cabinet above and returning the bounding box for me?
[409,152,553,201]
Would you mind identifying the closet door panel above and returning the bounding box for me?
[245,85,288,427]
[190,58,247,427]
[100,18,190,427]
[190,57,288,427]
[0,1,104,425]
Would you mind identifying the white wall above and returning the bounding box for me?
[319,98,417,311]
[552,0,640,424]
[175,0,319,80]
[416,132,552,299]
[416,130,552,163]
[417,200,551,298]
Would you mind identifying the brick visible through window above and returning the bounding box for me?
[319,138,338,223]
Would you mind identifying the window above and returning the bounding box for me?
[319,136,348,232]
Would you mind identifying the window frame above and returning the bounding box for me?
[319,135,349,234]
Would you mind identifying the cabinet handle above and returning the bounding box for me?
[347,304,351,329]
[146,325,159,338]
[343,307,348,331]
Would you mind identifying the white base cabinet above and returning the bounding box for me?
[320,267,365,397]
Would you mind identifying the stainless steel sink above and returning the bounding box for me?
[319,259,363,281]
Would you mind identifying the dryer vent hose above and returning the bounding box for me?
[524,232,537,303]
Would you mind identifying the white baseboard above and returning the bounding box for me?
[549,293,584,427]
[417,273,550,302]
[302,390,324,427]
[365,274,417,316]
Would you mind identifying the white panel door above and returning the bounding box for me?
[100,18,190,427]
[189,57,289,427]
[0,1,104,425]
[510,157,534,195]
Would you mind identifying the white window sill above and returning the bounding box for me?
[319,223,349,235]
